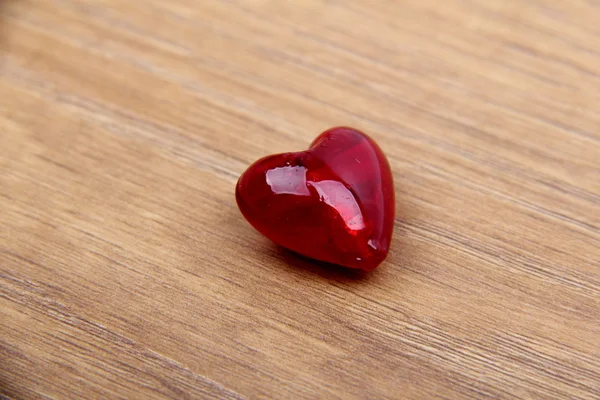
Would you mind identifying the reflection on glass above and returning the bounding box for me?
[308,180,365,231]
[266,167,365,232]
[266,166,311,196]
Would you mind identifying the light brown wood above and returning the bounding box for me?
[1,0,599,399]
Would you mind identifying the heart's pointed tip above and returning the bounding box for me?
[357,264,381,273]
[351,249,391,272]
[352,262,379,272]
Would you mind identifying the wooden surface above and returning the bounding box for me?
[1,0,599,399]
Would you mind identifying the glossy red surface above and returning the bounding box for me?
[236,127,395,271]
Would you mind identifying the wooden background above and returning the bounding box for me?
[1,0,599,399]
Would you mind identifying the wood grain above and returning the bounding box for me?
[1,0,599,399]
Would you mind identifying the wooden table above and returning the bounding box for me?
[1,1,599,399]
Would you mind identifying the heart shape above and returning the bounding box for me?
[236,127,395,271]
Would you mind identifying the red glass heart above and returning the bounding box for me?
[236,127,395,271]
